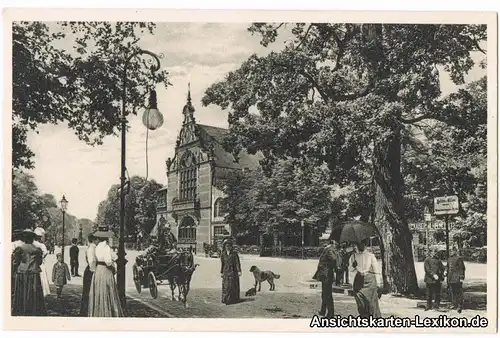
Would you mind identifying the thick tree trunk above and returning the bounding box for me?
[373,127,418,295]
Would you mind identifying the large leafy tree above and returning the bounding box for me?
[12,170,57,231]
[222,158,332,241]
[13,21,169,169]
[202,23,486,294]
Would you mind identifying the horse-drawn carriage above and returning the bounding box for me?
[132,245,198,307]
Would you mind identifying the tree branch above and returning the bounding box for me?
[295,24,314,50]
[329,76,375,102]
[399,114,433,124]
[299,70,329,102]
[471,36,486,55]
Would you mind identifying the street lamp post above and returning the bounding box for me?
[117,50,163,309]
[60,195,68,263]
[301,220,305,260]
[79,223,83,245]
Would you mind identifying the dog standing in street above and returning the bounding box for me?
[249,265,280,291]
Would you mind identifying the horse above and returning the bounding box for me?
[165,249,199,308]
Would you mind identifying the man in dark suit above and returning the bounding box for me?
[424,248,445,310]
[69,238,80,277]
[446,247,466,313]
[313,238,339,318]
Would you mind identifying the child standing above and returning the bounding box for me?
[52,253,71,299]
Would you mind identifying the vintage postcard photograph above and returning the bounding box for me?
[2,8,498,333]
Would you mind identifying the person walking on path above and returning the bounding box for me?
[424,248,445,311]
[349,238,382,318]
[33,227,50,298]
[70,238,81,277]
[313,237,339,318]
[446,247,466,313]
[220,238,241,305]
[88,227,123,317]
[52,253,71,300]
[12,229,46,316]
[79,233,98,316]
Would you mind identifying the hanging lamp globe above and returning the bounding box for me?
[142,90,164,130]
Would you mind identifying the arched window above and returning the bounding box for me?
[179,151,197,201]
[178,216,196,243]
[214,198,226,218]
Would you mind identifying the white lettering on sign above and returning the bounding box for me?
[434,195,459,215]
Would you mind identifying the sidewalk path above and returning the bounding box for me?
[45,284,165,317]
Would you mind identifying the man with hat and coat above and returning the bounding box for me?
[424,247,445,310]
[446,247,466,313]
[313,235,339,318]
[159,221,178,254]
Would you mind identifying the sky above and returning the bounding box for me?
[25,23,486,220]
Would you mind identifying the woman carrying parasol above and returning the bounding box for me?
[333,220,383,318]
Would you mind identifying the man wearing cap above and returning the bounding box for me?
[313,237,340,318]
[424,247,445,311]
[70,238,81,277]
[446,247,466,313]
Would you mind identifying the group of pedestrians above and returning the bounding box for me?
[313,237,382,319]
[11,225,124,317]
[424,247,466,313]
[312,234,467,319]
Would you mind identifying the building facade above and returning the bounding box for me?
[157,88,261,253]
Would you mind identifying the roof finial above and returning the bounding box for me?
[187,82,191,104]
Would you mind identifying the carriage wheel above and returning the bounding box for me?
[133,264,142,293]
[148,272,158,299]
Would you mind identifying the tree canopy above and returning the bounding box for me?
[13,21,169,169]
[95,176,162,237]
[12,169,94,243]
[222,158,332,238]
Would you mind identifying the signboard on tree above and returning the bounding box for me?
[433,195,459,215]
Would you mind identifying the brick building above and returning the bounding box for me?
[156,87,261,253]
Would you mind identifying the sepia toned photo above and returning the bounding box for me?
[2,8,497,333]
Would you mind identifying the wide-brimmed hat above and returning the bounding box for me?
[93,226,114,238]
[19,228,36,239]
[222,238,234,247]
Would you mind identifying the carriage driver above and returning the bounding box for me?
[161,223,179,254]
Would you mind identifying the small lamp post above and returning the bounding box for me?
[60,195,68,262]
[79,223,83,245]
[301,220,305,260]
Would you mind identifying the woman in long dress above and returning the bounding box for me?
[349,238,382,318]
[33,227,51,298]
[220,238,241,305]
[88,227,123,317]
[12,229,46,316]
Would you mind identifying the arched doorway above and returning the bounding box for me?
[178,216,197,248]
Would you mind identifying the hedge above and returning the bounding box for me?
[413,244,487,263]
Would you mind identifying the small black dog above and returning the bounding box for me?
[245,287,257,296]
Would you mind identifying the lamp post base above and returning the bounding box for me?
[116,255,128,309]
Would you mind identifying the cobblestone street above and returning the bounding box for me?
[42,247,487,319]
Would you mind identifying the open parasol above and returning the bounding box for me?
[331,220,377,244]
